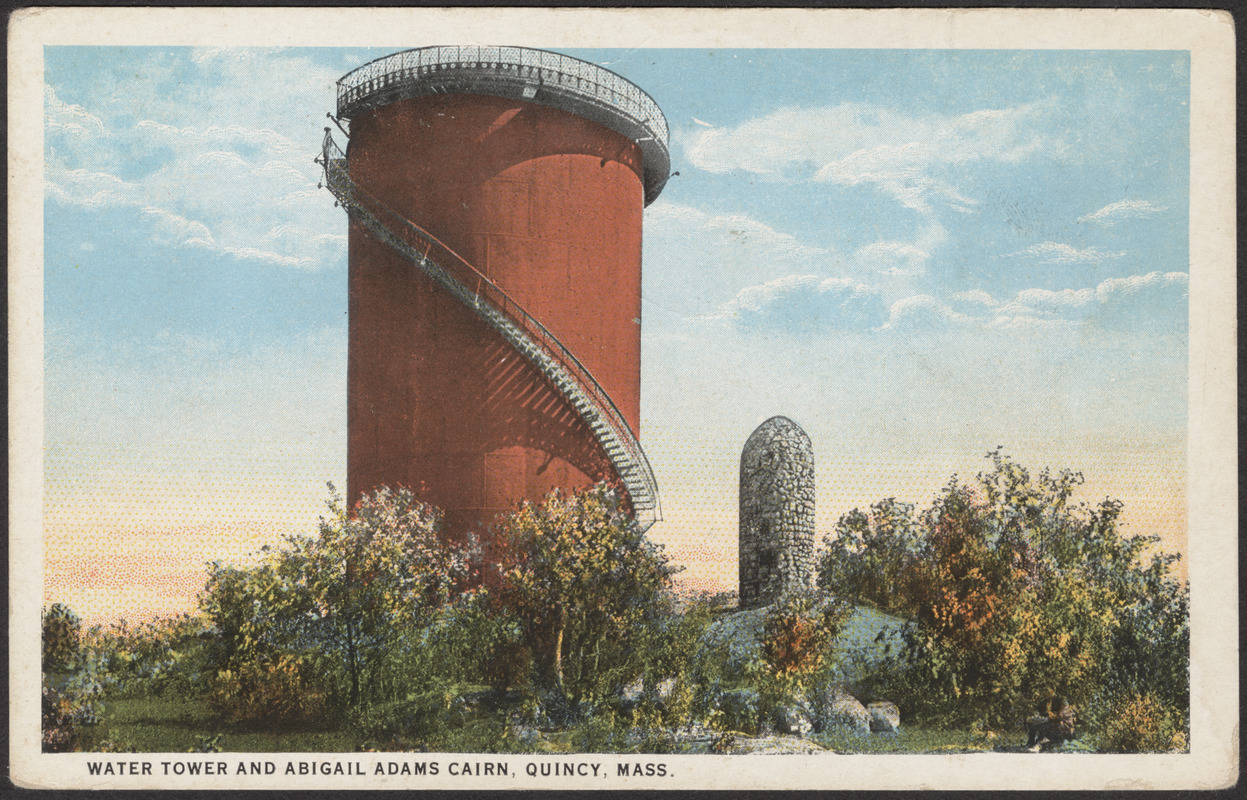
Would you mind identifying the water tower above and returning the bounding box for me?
[319,46,668,537]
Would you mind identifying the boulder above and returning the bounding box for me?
[812,688,871,735]
[772,705,813,736]
[727,734,827,755]
[868,701,900,732]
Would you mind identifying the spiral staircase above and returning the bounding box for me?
[319,131,660,530]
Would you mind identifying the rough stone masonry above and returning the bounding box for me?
[739,416,815,609]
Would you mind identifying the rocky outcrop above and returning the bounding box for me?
[868,701,901,732]
[808,687,871,735]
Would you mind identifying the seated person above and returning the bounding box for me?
[1026,696,1077,749]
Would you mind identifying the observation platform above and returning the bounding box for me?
[336,45,671,205]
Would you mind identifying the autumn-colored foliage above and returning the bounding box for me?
[761,593,849,684]
[209,654,328,726]
[1093,691,1187,752]
[819,449,1188,732]
[39,459,1187,752]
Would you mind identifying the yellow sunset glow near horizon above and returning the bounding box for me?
[44,435,1186,627]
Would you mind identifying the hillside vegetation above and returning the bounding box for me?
[43,452,1188,754]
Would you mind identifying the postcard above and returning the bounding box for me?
[8,7,1237,791]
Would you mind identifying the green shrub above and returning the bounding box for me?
[83,614,214,699]
[42,643,113,752]
[711,688,762,735]
[1091,692,1187,753]
[199,485,469,711]
[568,710,631,753]
[42,603,82,675]
[208,654,328,726]
[630,597,719,729]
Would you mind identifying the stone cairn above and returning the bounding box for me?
[738,416,815,609]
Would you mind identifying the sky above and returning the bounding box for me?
[42,47,1189,622]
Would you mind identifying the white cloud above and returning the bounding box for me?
[642,202,839,319]
[716,274,888,333]
[135,120,307,158]
[263,224,346,248]
[1014,286,1095,310]
[44,51,345,272]
[45,167,140,208]
[141,206,215,248]
[1008,241,1125,264]
[881,294,974,331]
[45,85,109,140]
[879,271,1187,333]
[988,271,1188,330]
[685,101,1056,212]
[222,246,313,268]
[813,143,976,213]
[950,289,998,308]
[1077,199,1168,226]
[849,222,948,277]
[1091,271,1188,330]
[858,242,929,268]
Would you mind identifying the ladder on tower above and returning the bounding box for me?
[318,132,660,530]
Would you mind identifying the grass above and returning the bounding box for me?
[96,695,357,753]
[89,692,1064,755]
[811,726,1027,754]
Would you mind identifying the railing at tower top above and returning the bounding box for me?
[334,46,671,206]
[337,45,668,145]
[319,131,661,529]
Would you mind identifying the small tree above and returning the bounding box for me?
[299,485,466,706]
[490,484,678,706]
[819,499,923,615]
[199,485,468,711]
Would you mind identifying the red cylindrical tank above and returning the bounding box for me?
[336,48,668,538]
